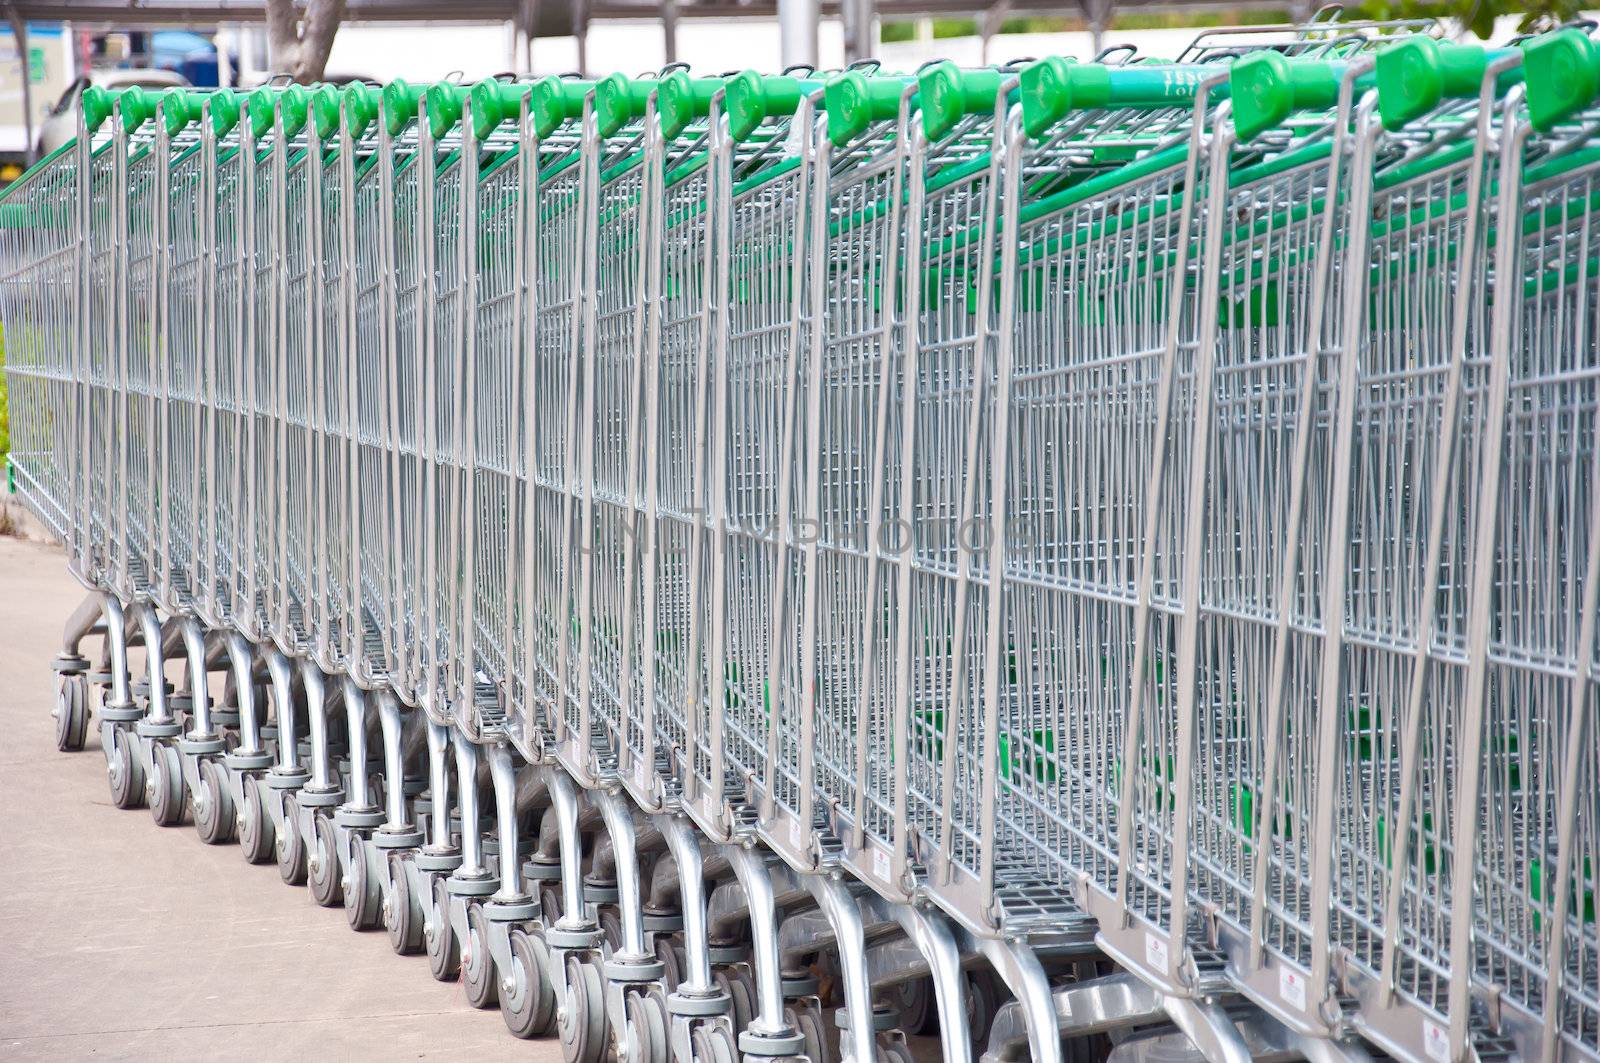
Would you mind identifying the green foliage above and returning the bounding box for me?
[1344,0,1581,38]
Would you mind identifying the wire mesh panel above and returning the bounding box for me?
[118,103,163,604]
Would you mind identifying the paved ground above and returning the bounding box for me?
[0,536,551,1062]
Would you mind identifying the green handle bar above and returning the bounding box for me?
[918,61,1004,142]
[312,83,342,139]
[1020,58,1219,140]
[1522,28,1600,131]
[1374,36,1509,131]
[658,70,725,140]
[824,69,913,147]
[595,72,656,138]
[1230,51,1345,143]
[471,78,531,141]
[426,81,468,139]
[724,69,825,143]
[530,75,593,140]
[382,79,426,137]
[246,83,310,139]
[160,88,209,136]
[344,81,380,139]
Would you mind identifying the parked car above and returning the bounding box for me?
[37,67,189,157]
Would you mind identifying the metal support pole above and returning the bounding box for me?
[778,0,819,71]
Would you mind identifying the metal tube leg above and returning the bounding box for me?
[724,844,803,1053]
[266,650,305,781]
[138,604,172,724]
[377,691,412,830]
[342,677,375,811]
[1160,997,1251,1063]
[225,632,263,755]
[660,817,719,999]
[977,938,1063,1063]
[547,770,592,931]
[592,791,651,965]
[809,877,875,1063]
[892,904,971,1063]
[300,661,339,795]
[180,618,214,738]
[425,721,454,852]
[453,733,485,878]
[103,598,134,713]
[488,742,526,901]
[57,590,103,664]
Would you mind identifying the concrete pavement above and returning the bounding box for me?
[0,536,549,1062]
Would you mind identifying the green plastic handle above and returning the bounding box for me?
[658,70,724,140]
[382,79,426,137]
[82,84,114,133]
[918,61,1003,142]
[1230,51,1345,143]
[1019,57,1214,140]
[426,82,467,139]
[529,75,593,140]
[209,89,244,136]
[344,81,380,139]
[595,73,655,138]
[312,83,342,139]
[724,69,824,142]
[119,86,159,133]
[1375,36,1491,130]
[246,84,310,139]
[1522,28,1600,131]
[470,78,531,140]
[824,69,911,146]
[161,88,209,136]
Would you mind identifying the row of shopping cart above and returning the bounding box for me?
[3,16,1598,1063]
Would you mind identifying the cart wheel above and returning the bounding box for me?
[964,970,999,1049]
[386,856,425,954]
[885,976,936,1035]
[194,758,236,845]
[309,814,344,908]
[277,793,308,886]
[715,969,755,1033]
[463,904,499,1008]
[690,1024,738,1063]
[239,774,276,864]
[345,834,383,930]
[540,884,563,924]
[148,743,187,827]
[626,990,670,1063]
[54,673,89,752]
[500,926,557,1037]
[600,908,622,952]
[559,955,609,1063]
[427,876,461,981]
[876,1042,915,1063]
[793,1003,832,1063]
[106,725,145,810]
[655,936,684,994]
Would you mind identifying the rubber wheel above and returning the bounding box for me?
[887,976,936,1035]
[309,814,345,908]
[714,969,755,1033]
[239,774,276,864]
[54,673,89,752]
[194,758,236,845]
[277,793,308,886]
[540,884,563,925]
[964,970,999,1049]
[427,876,461,981]
[654,937,684,994]
[106,725,145,810]
[500,927,557,1038]
[386,856,425,955]
[148,743,187,827]
[600,908,622,953]
[463,904,499,1008]
[690,1024,738,1063]
[876,1043,914,1063]
[345,834,383,930]
[625,990,670,1063]
[559,955,608,1063]
[794,1004,832,1063]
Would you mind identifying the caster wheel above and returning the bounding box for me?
[964,970,1000,1050]
[875,1043,914,1063]
[625,990,670,1063]
[106,725,145,810]
[793,1004,832,1063]
[345,834,383,930]
[148,744,187,827]
[386,857,425,954]
[654,937,684,994]
[463,905,499,1008]
[54,673,89,752]
[540,884,563,925]
[309,814,344,908]
[600,908,622,953]
[885,976,935,1035]
[238,774,276,864]
[558,955,608,1063]
[500,927,557,1037]
[714,969,755,1032]
[194,758,236,845]
[427,876,461,981]
[690,1024,738,1063]
[277,794,308,886]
